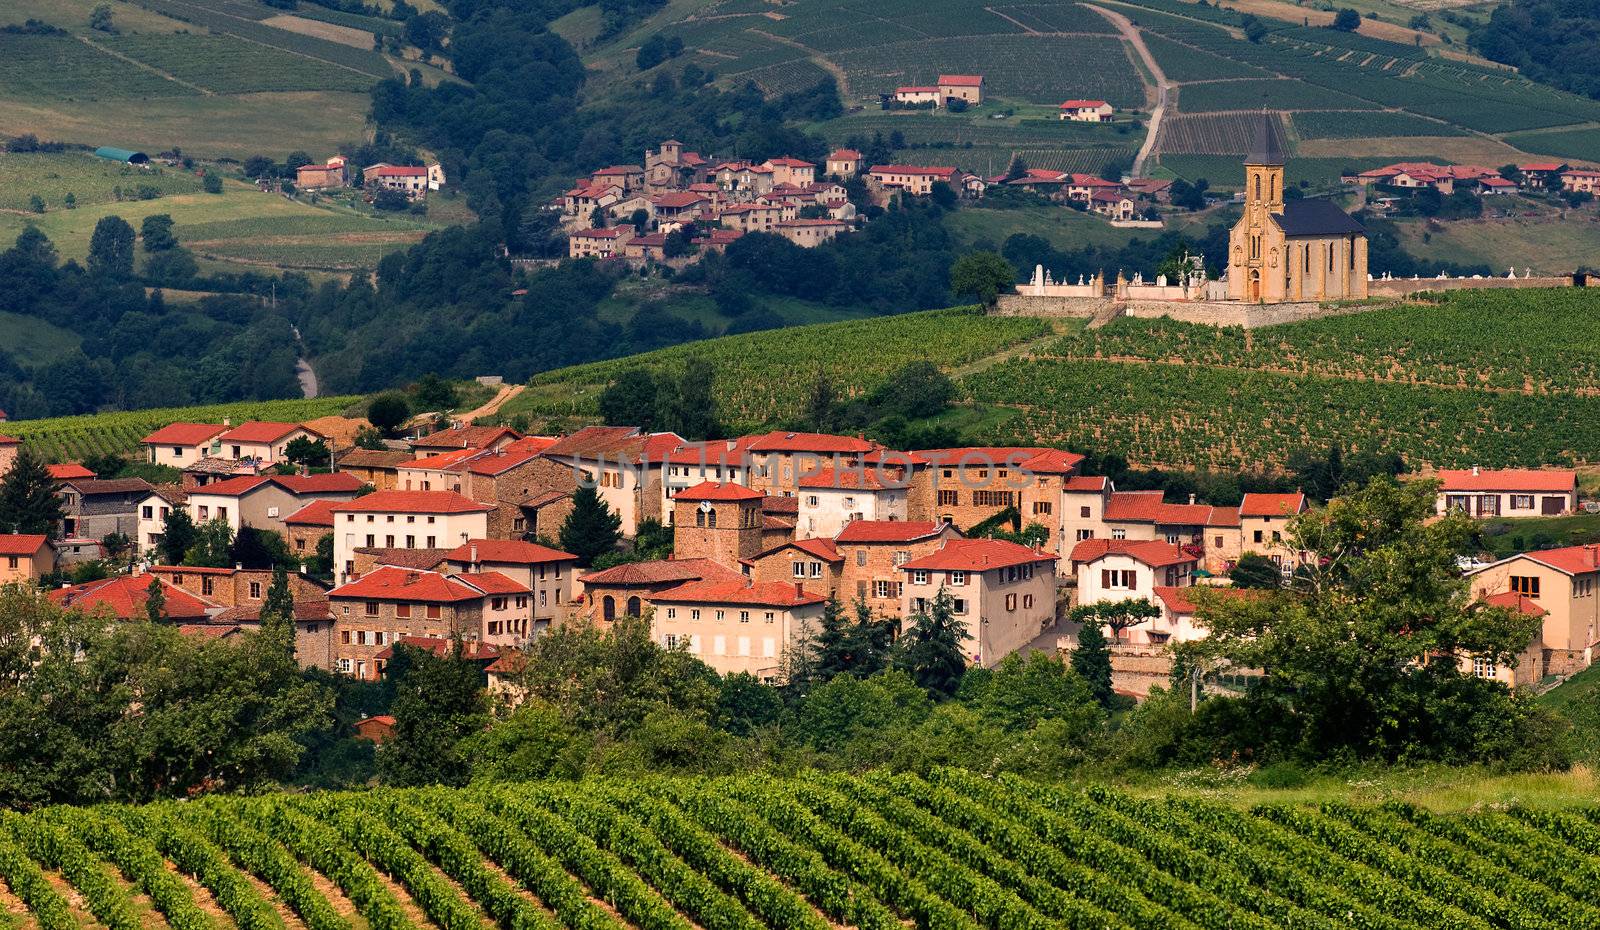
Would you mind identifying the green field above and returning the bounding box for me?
[946,204,1162,251]
[0,311,81,366]
[1479,512,1600,560]
[5,396,360,462]
[0,163,434,272]
[101,32,378,94]
[1391,213,1600,279]
[1,773,1599,930]
[1156,153,1395,189]
[518,289,1600,470]
[1503,128,1600,163]
[1291,110,1468,139]
[0,152,202,211]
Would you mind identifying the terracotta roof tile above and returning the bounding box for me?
[48,575,214,620]
[1481,591,1548,616]
[1069,538,1195,568]
[142,423,228,446]
[1437,468,1576,493]
[47,464,96,480]
[1239,493,1306,517]
[219,422,312,443]
[0,534,50,556]
[355,547,451,570]
[902,538,1055,572]
[331,490,492,514]
[580,558,744,587]
[653,579,827,608]
[835,520,948,543]
[329,566,484,603]
[445,539,577,564]
[1520,544,1600,576]
[285,499,339,526]
[674,481,763,502]
[411,426,520,451]
[797,467,903,491]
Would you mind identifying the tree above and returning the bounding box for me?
[140,214,177,252]
[412,373,459,411]
[1004,154,1029,182]
[202,172,222,194]
[866,360,955,420]
[1090,597,1162,641]
[242,156,276,180]
[87,215,135,278]
[144,576,167,623]
[0,449,64,537]
[63,192,75,210]
[88,3,114,32]
[1230,552,1283,589]
[184,518,235,568]
[159,508,197,565]
[894,588,971,696]
[258,565,296,660]
[950,251,1016,306]
[657,357,721,440]
[27,195,44,214]
[1070,612,1114,707]
[1242,13,1268,41]
[284,437,330,467]
[805,373,836,432]
[367,393,411,436]
[559,486,623,566]
[598,369,658,429]
[373,188,409,211]
[378,639,489,786]
[1332,8,1361,31]
[1177,477,1555,764]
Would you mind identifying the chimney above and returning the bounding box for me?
[234,562,243,571]
[406,571,419,584]
[794,581,803,596]
[470,545,479,570]
[1188,493,1196,505]
[1472,464,1480,476]
[223,417,231,427]
[299,564,307,575]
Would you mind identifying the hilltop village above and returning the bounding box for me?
[1,409,1589,696]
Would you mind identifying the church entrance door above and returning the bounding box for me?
[1249,270,1261,302]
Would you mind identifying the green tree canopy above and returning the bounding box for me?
[140,214,177,252]
[894,588,971,696]
[367,393,411,437]
[949,251,1017,305]
[378,639,489,787]
[0,449,64,537]
[559,485,622,566]
[598,369,659,430]
[87,215,135,278]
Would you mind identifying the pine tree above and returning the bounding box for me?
[158,508,198,565]
[894,588,971,697]
[805,373,836,432]
[1071,610,1114,707]
[259,565,296,661]
[559,486,622,566]
[811,596,853,680]
[0,449,64,537]
[144,577,167,624]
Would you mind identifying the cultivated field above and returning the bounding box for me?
[0,773,1598,930]
[0,151,202,211]
[7,397,359,462]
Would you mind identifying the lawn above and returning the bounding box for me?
[0,152,202,212]
[946,204,1153,251]
[1391,212,1600,278]
[0,311,81,366]
[1477,512,1600,560]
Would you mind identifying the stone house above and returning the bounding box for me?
[868,165,957,196]
[284,499,338,559]
[763,157,816,187]
[900,538,1056,667]
[57,477,153,555]
[569,226,634,259]
[1238,492,1308,570]
[185,473,364,537]
[938,74,984,105]
[150,564,327,609]
[141,422,228,468]
[905,446,1084,547]
[826,149,861,177]
[776,218,847,247]
[648,580,828,679]
[577,558,746,625]
[442,539,578,633]
[796,468,908,538]
[0,434,16,477]
[1435,467,1577,518]
[671,482,768,566]
[326,566,529,678]
[336,448,413,490]
[541,426,685,536]
[745,431,881,496]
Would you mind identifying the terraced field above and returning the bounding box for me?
[0,773,1597,930]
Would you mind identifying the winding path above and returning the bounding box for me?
[1084,3,1171,178]
[458,384,526,423]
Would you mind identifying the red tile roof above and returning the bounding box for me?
[0,534,50,556]
[406,448,488,470]
[1518,162,1565,172]
[356,547,451,570]
[142,422,228,446]
[0,435,17,445]
[47,463,96,480]
[445,539,577,564]
[1069,538,1196,568]
[330,490,492,514]
[902,538,1055,572]
[278,473,364,494]
[766,157,815,168]
[1060,99,1108,108]
[829,149,861,160]
[1481,590,1548,616]
[374,166,429,177]
[896,85,940,93]
[869,165,957,178]
[178,624,242,640]
[654,579,827,608]
[580,558,744,587]
[329,566,485,603]
[745,431,879,454]
[457,571,531,595]
[675,481,763,502]
[411,425,520,451]
[1065,476,1109,492]
[503,436,558,455]
[939,74,984,85]
[219,421,314,443]
[1239,493,1306,517]
[593,165,642,176]
[1153,585,1259,615]
[649,192,708,208]
[543,426,684,463]
[835,520,949,543]
[1520,544,1600,576]
[285,499,339,526]
[1436,468,1576,493]
[797,467,903,491]
[49,575,214,620]
[775,537,843,563]
[462,449,541,476]
[912,446,1084,475]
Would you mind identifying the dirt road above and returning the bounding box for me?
[1085,3,1171,178]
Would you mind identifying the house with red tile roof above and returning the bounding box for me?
[49,573,216,622]
[443,538,579,632]
[142,422,229,467]
[217,422,325,465]
[1070,539,1197,642]
[775,217,848,247]
[797,467,909,538]
[645,140,710,192]
[826,149,861,177]
[649,579,828,678]
[671,481,769,566]
[562,182,623,221]
[1435,467,1577,518]
[1059,99,1113,122]
[762,157,816,187]
[284,498,339,557]
[578,557,747,624]
[868,165,958,196]
[905,446,1085,559]
[568,226,634,259]
[938,74,984,104]
[741,431,881,496]
[410,424,521,453]
[46,463,97,482]
[1515,162,1568,189]
[1561,168,1600,194]
[327,565,532,676]
[900,538,1055,666]
[0,534,54,585]
[329,491,495,584]
[1467,543,1600,686]
[747,519,961,615]
[1150,585,1264,647]
[185,472,364,537]
[542,426,687,536]
[363,162,442,199]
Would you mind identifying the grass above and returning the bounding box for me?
[1540,667,1600,762]
[1477,512,1600,560]
[1503,128,1600,164]
[101,32,377,93]
[945,204,1155,251]
[1390,211,1600,278]
[0,310,81,365]
[0,152,202,211]
[1124,763,1600,811]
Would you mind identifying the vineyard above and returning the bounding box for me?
[7,397,359,463]
[100,33,378,94]
[1156,112,1282,155]
[1290,110,1467,140]
[0,34,196,101]
[0,772,1597,930]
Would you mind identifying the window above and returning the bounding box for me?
[740,610,750,623]
[426,536,436,548]
[396,603,411,618]
[1079,506,1091,518]
[793,562,807,578]
[1214,535,1223,547]
[973,490,1013,507]
[1033,501,1052,515]
[1509,575,1541,597]
[893,550,911,567]
[405,535,415,548]
[365,601,379,616]
[1271,531,1282,542]
[1253,530,1264,544]
[809,562,823,578]
[1165,533,1180,545]
[1511,495,1534,510]
[1112,528,1126,540]
[201,577,214,596]
[296,538,306,551]
[516,596,527,609]
[874,580,893,599]
[1005,593,1017,610]
[5,557,15,570]
[950,571,966,586]
[249,581,261,599]
[666,607,676,619]
[664,633,681,649]
[952,598,968,614]
[806,495,819,507]
[341,629,352,644]
[1076,529,1094,541]
[1472,656,1498,679]
[199,505,210,520]
[366,534,375,548]
[1101,569,1136,589]
[425,604,441,619]
[385,535,395,548]
[492,597,508,611]
[937,490,959,507]
[1578,577,1594,598]
[912,569,929,585]
[691,609,701,620]
[715,609,726,622]
[764,612,775,623]
[1023,594,1033,609]
[142,505,153,519]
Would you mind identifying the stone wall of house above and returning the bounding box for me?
[1367,275,1573,297]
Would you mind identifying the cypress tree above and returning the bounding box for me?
[259,564,296,660]
[559,485,622,566]
[144,576,167,624]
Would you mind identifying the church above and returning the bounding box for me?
[1227,114,1368,303]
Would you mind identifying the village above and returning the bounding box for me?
[1,405,1590,701]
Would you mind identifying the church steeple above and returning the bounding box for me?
[1245,110,1284,167]
[1243,111,1285,216]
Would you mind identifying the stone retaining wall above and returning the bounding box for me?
[1368,276,1574,297]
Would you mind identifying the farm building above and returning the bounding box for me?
[93,147,149,165]
[1059,99,1114,122]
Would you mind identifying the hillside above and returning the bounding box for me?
[507,288,1600,470]
[0,773,1597,930]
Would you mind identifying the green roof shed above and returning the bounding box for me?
[93,147,149,164]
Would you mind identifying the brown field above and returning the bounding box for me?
[0,90,372,159]
[261,14,378,49]
[1297,134,1529,161]
[1226,0,1438,45]
[0,0,189,33]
